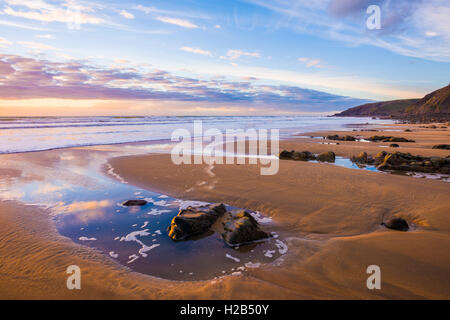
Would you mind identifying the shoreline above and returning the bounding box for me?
[1,123,449,299]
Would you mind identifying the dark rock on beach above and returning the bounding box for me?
[368,135,415,143]
[122,200,148,206]
[374,151,388,164]
[292,151,316,161]
[351,152,368,164]
[317,151,336,162]
[382,218,409,231]
[351,151,450,174]
[326,134,357,141]
[279,150,294,159]
[390,143,400,148]
[167,203,270,246]
[167,203,226,240]
[279,150,316,161]
[432,144,450,150]
[222,211,270,246]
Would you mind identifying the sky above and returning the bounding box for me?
[0,0,449,116]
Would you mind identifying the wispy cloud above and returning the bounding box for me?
[18,41,55,50]
[222,49,260,60]
[0,19,50,30]
[134,4,210,20]
[156,16,198,29]
[119,10,134,19]
[246,0,450,62]
[180,46,212,56]
[36,34,54,39]
[0,37,13,48]
[2,0,104,25]
[298,57,323,68]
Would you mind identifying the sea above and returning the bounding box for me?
[0,115,391,154]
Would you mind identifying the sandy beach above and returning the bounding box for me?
[1,123,448,299]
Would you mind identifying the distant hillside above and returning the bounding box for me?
[335,99,419,117]
[335,84,450,122]
[406,84,450,116]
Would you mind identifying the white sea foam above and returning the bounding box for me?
[250,211,272,224]
[174,199,209,209]
[79,236,96,241]
[109,251,119,258]
[244,262,261,268]
[225,253,240,262]
[264,250,276,258]
[146,208,171,215]
[120,229,159,258]
[139,244,160,257]
[120,229,150,242]
[275,239,288,254]
[106,163,128,184]
[127,254,139,264]
[144,197,171,207]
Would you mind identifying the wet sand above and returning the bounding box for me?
[109,125,450,299]
[1,124,449,299]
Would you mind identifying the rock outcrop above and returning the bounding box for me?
[432,144,450,150]
[222,211,269,246]
[167,203,226,240]
[326,134,357,141]
[279,150,316,161]
[351,151,450,174]
[317,151,336,162]
[368,136,415,143]
[167,204,270,246]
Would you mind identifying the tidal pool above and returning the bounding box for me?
[0,144,286,281]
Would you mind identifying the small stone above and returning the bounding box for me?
[122,200,148,206]
[382,218,409,231]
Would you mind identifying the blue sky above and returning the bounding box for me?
[0,0,449,115]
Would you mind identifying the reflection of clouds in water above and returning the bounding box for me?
[69,209,106,224]
[58,200,112,213]
[54,200,111,223]
[32,183,71,195]
[0,189,25,200]
[59,154,75,161]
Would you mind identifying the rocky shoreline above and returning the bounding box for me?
[325,134,415,143]
[279,149,450,175]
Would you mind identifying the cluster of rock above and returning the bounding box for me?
[420,125,447,129]
[324,134,415,144]
[279,150,336,162]
[351,151,450,174]
[432,144,450,150]
[326,134,357,141]
[167,203,270,246]
[367,135,415,143]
